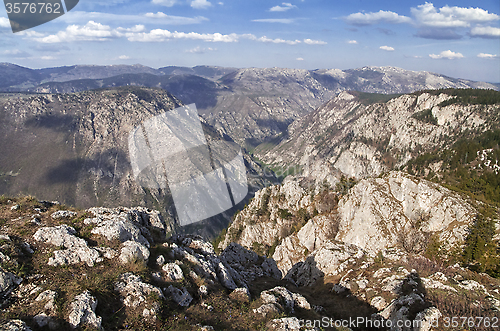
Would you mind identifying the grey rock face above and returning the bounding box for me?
[336,172,476,254]
[50,210,77,219]
[115,273,163,308]
[119,240,150,264]
[167,285,193,307]
[68,291,102,329]
[33,225,104,267]
[0,320,33,331]
[0,268,22,298]
[162,263,184,281]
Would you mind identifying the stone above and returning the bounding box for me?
[167,285,192,307]
[371,296,387,310]
[0,268,22,295]
[50,210,77,219]
[68,290,102,329]
[162,263,184,281]
[156,255,165,266]
[414,307,442,331]
[119,240,150,264]
[35,290,57,312]
[0,320,32,331]
[229,287,251,302]
[115,273,163,308]
[266,317,301,331]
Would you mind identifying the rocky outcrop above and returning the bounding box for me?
[259,90,500,184]
[68,291,102,329]
[336,171,476,254]
[33,225,104,267]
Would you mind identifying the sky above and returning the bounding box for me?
[0,0,499,82]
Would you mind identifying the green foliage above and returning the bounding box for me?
[412,108,438,125]
[406,129,500,205]
[414,88,500,106]
[462,213,499,276]
[335,175,358,195]
[277,208,293,220]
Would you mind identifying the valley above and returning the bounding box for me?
[0,63,499,330]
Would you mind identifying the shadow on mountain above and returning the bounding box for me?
[24,114,76,131]
[46,158,83,183]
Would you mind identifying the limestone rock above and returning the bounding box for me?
[0,320,32,331]
[68,290,102,330]
[336,172,476,254]
[33,225,106,267]
[114,273,163,308]
[119,240,150,264]
[167,285,192,307]
[50,210,77,219]
[265,317,302,331]
[162,263,184,282]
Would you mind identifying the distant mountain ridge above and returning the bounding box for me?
[2,63,498,150]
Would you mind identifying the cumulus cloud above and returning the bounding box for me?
[411,3,499,28]
[270,2,297,12]
[35,21,119,43]
[118,55,130,59]
[303,38,327,45]
[252,18,295,24]
[477,53,499,59]
[191,0,212,9]
[0,17,10,28]
[429,50,464,59]
[296,57,304,61]
[380,45,395,51]
[28,20,328,47]
[347,40,358,44]
[345,10,412,26]
[345,3,500,40]
[470,26,500,38]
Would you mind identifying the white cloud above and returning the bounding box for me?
[477,53,499,59]
[41,56,56,60]
[118,55,130,59]
[347,40,358,44]
[470,26,500,38]
[411,3,499,28]
[151,0,179,6]
[270,2,297,12]
[186,46,216,53]
[255,36,301,45]
[345,10,412,25]
[429,50,464,59]
[380,45,395,51]
[252,18,295,24]
[35,21,118,43]
[126,29,243,42]
[191,0,212,9]
[303,38,327,45]
[296,57,304,61]
[0,17,10,28]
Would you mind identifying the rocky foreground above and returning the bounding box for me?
[0,195,499,331]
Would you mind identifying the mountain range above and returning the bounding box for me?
[2,63,498,150]
[0,63,499,330]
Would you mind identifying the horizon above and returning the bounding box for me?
[1,1,499,83]
[3,62,500,84]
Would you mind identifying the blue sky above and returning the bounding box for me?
[1,0,499,82]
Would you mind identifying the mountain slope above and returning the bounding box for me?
[2,63,497,151]
[0,87,270,238]
[257,89,500,184]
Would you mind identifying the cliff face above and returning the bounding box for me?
[258,90,500,185]
[0,87,271,238]
[219,172,480,274]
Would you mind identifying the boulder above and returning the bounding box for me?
[68,291,102,329]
